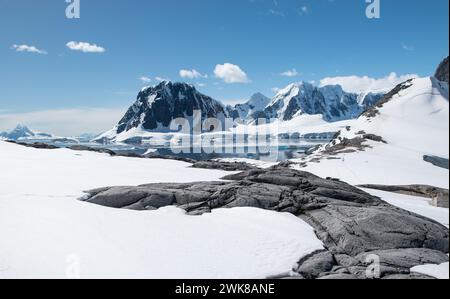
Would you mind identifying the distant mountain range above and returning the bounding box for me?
[7,57,447,146]
[0,124,97,143]
[0,124,53,141]
[95,80,385,143]
[263,82,382,122]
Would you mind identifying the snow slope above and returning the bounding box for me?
[233,113,352,136]
[297,77,449,188]
[0,141,324,279]
[411,262,449,279]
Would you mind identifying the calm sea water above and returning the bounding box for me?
[19,138,328,162]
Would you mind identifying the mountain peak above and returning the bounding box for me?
[275,81,314,97]
[14,124,30,130]
[248,92,270,105]
[111,81,229,136]
[1,124,35,141]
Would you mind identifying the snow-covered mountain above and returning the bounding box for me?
[96,81,230,142]
[229,93,271,120]
[0,124,53,141]
[299,75,449,188]
[96,80,386,143]
[264,82,383,122]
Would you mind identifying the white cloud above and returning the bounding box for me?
[139,76,152,84]
[280,68,299,77]
[0,108,125,136]
[214,63,250,84]
[66,41,105,53]
[319,72,419,93]
[11,44,47,55]
[179,69,208,79]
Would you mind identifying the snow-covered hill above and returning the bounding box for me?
[0,140,324,278]
[297,76,449,188]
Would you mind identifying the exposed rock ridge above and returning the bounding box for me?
[81,166,449,279]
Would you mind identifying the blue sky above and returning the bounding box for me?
[0,0,448,135]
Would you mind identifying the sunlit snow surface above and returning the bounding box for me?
[296,77,449,188]
[0,141,323,279]
[411,262,449,279]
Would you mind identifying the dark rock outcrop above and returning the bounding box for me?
[81,166,449,279]
[106,82,230,139]
[362,79,414,118]
[5,140,59,150]
[354,248,448,277]
[435,56,449,84]
[191,161,256,171]
[359,184,449,208]
[67,145,116,156]
[295,250,336,279]
[424,155,449,170]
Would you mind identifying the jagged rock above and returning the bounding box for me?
[362,134,387,144]
[362,79,414,118]
[5,140,59,150]
[303,204,448,256]
[359,184,449,208]
[382,273,436,280]
[143,152,196,164]
[355,249,449,277]
[318,274,359,280]
[81,166,449,279]
[435,56,449,84]
[68,145,117,156]
[295,250,336,279]
[424,155,449,170]
[191,161,256,171]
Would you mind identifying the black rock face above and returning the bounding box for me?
[435,56,449,84]
[116,82,229,134]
